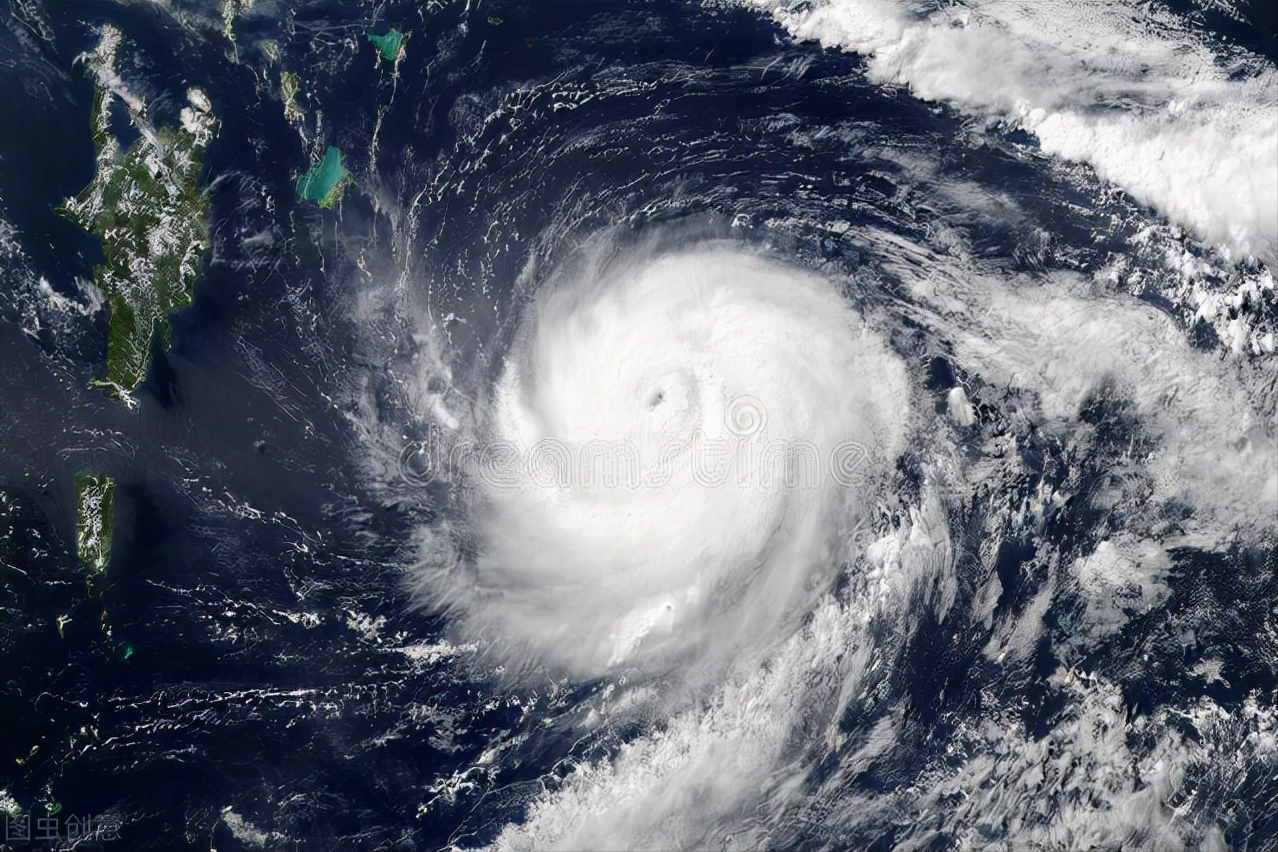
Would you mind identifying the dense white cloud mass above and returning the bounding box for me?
[383,5,1278,848]
[739,0,1278,266]
[417,246,910,681]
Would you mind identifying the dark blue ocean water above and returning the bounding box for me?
[1,1,1275,850]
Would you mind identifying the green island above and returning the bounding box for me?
[367,28,410,62]
[72,472,127,652]
[280,70,305,123]
[58,25,217,407]
[296,146,351,208]
[74,473,114,586]
[220,0,257,46]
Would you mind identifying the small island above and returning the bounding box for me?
[74,472,114,583]
[367,28,410,63]
[296,146,351,209]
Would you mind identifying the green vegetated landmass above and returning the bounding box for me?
[72,472,126,651]
[367,28,409,62]
[220,0,257,44]
[58,25,216,407]
[74,473,114,582]
[296,146,351,208]
[280,70,305,123]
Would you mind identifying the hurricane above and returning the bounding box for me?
[1,1,1275,850]
[414,241,910,684]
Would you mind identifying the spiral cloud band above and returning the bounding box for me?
[424,246,911,679]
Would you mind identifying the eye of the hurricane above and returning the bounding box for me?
[425,246,911,679]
